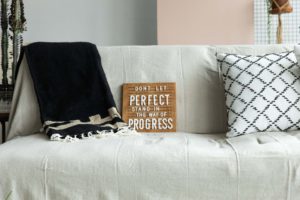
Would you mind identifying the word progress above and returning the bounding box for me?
[122,83,176,132]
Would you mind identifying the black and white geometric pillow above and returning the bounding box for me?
[217,51,300,137]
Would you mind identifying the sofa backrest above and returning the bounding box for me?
[7,45,293,139]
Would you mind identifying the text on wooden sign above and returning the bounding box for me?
[122,82,176,132]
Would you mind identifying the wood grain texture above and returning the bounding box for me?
[122,82,176,132]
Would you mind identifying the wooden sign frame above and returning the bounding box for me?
[122,82,176,132]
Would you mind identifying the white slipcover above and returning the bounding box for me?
[6,45,293,139]
[1,131,300,200]
[1,45,300,200]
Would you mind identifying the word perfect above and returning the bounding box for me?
[129,94,170,106]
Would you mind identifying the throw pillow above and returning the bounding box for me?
[217,51,300,137]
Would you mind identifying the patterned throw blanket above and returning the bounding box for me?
[24,42,135,142]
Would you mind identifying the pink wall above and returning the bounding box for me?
[157,0,254,45]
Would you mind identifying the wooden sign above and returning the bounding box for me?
[122,82,176,132]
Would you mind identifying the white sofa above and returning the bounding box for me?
[1,45,300,200]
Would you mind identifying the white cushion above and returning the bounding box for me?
[294,44,300,62]
[1,131,300,199]
[218,51,300,137]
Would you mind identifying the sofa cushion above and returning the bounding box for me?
[1,131,300,199]
[218,51,300,137]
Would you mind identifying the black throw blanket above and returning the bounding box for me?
[24,42,134,141]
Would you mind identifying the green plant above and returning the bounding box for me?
[1,0,9,85]
[5,191,12,200]
[9,0,26,83]
[1,0,26,85]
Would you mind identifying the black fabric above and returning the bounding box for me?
[24,42,126,140]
